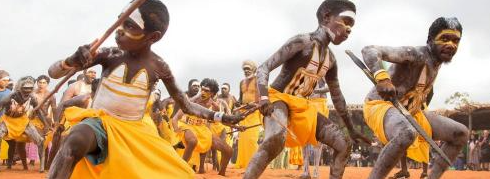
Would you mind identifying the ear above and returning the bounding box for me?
[322,10,332,24]
[146,31,163,44]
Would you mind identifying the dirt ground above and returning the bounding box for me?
[1,163,489,179]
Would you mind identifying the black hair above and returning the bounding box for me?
[222,83,230,88]
[188,79,199,88]
[139,0,170,35]
[200,78,219,95]
[427,17,462,43]
[316,0,356,24]
[37,75,50,84]
[91,78,100,93]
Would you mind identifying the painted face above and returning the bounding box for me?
[21,82,34,97]
[115,18,148,51]
[190,81,200,94]
[84,70,96,84]
[37,79,48,90]
[323,10,355,45]
[200,86,212,100]
[0,76,9,89]
[432,29,461,63]
[221,85,229,95]
[243,67,253,77]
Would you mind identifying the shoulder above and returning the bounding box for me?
[96,47,124,60]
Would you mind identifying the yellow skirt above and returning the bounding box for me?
[158,120,179,146]
[363,100,432,163]
[209,122,226,137]
[67,108,194,179]
[269,88,318,147]
[235,110,262,169]
[178,122,213,154]
[310,98,329,118]
[1,115,30,141]
[0,139,9,159]
[289,146,303,166]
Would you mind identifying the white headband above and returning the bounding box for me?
[191,81,200,86]
[123,3,145,30]
[221,85,229,89]
[338,10,356,20]
[0,76,9,81]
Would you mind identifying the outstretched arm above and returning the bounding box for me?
[53,94,90,124]
[361,45,420,74]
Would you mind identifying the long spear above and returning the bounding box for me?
[34,0,147,112]
[345,50,452,165]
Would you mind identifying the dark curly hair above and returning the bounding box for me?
[200,78,219,95]
[316,0,356,24]
[138,0,170,35]
[427,17,462,43]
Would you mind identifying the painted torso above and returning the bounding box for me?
[271,40,333,98]
[241,77,258,104]
[366,46,441,112]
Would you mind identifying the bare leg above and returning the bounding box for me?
[211,135,232,176]
[421,163,428,179]
[315,113,352,179]
[198,153,206,174]
[6,140,16,169]
[389,153,410,179]
[211,130,227,172]
[182,130,197,162]
[301,145,311,179]
[48,124,98,179]
[369,108,417,179]
[312,144,322,178]
[25,123,45,172]
[16,142,28,170]
[243,101,288,179]
[424,112,468,179]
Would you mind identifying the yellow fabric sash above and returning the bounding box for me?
[268,88,318,147]
[67,108,194,179]
[1,115,30,141]
[363,100,432,163]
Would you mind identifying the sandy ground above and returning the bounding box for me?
[1,163,489,179]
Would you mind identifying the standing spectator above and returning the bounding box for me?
[0,70,12,165]
[468,133,480,170]
[361,148,370,167]
[480,130,490,171]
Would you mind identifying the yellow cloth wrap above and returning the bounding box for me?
[31,117,44,129]
[310,98,329,118]
[289,146,303,165]
[268,88,318,147]
[1,115,30,141]
[159,120,179,145]
[68,108,194,179]
[363,100,432,163]
[374,70,391,82]
[0,139,8,160]
[178,117,213,154]
[210,122,226,137]
[235,110,262,169]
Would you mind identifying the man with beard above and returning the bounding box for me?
[60,68,96,103]
[235,60,263,169]
[362,17,468,179]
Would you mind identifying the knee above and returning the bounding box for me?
[398,128,417,148]
[186,137,197,149]
[452,125,469,146]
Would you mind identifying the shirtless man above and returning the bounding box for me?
[362,17,468,179]
[33,75,56,125]
[172,78,233,176]
[245,1,367,178]
[47,1,241,178]
[60,68,96,103]
[0,76,47,172]
[217,83,238,112]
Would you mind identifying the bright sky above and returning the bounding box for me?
[0,0,488,110]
